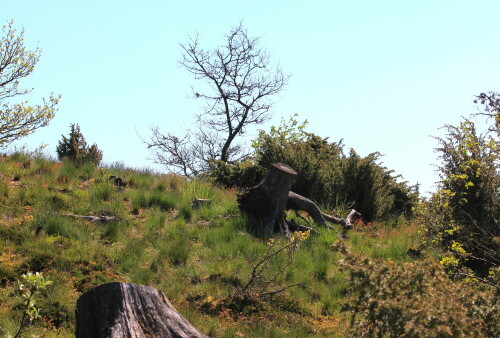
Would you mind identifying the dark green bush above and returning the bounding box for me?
[56,124,102,166]
[209,115,418,221]
[207,159,264,189]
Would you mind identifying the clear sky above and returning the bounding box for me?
[1,0,499,194]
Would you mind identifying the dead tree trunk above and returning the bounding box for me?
[238,163,362,235]
[75,282,206,338]
[238,163,297,235]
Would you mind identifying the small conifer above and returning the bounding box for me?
[56,124,102,166]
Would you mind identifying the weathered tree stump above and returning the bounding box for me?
[75,282,206,338]
[238,163,362,235]
[238,163,297,235]
[191,198,211,210]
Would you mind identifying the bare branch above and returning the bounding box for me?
[147,23,289,176]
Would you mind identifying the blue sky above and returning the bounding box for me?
[1,1,499,194]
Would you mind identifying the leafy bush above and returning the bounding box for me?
[207,159,265,189]
[337,243,499,337]
[56,124,102,166]
[14,272,53,337]
[422,92,499,273]
[210,115,418,221]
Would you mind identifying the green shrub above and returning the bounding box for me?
[422,93,499,273]
[164,219,190,266]
[56,124,102,166]
[148,190,176,211]
[130,190,176,213]
[118,238,146,272]
[101,221,121,243]
[128,170,155,189]
[31,157,53,175]
[130,190,147,214]
[178,203,193,220]
[57,159,77,183]
[210,115,418,221]
[208,159,265,188]
[78,162,96,180]
[337,243,499,337]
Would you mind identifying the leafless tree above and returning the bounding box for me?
[473,91,499,134]
[146,23,289,177]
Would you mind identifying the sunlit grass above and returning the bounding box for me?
[0,153,435,337]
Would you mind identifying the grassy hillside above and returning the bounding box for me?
[0,153,465,337]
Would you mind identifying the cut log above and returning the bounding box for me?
[238,163,297,235]
[75,282,206,338]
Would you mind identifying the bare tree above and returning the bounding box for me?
[146,23,289,177]
[473,91,499,134]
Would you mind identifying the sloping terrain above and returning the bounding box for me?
[0,153,442,337]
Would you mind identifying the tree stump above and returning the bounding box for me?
[238,163,297,235]
[191,198,211,210]
[75,282,206,338]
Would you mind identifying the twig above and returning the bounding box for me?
[451,272,499,289]
[260,283,304,296]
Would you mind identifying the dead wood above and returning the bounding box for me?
[75,282,207,338]
[287,191,360,229]
[192,198,211,209]
[238,163,361,235]
[63,214,118,223]
[238,163,297,235]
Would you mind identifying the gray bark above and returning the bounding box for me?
[287,192,360,229]
[238,163,297,235]
[238,163,361,235]
[191,198,211,210]
[63,214,118,223]
[75,282,206,338]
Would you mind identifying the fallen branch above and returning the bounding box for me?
[287,191,360,229]
[260,283,304,297]
[285,219,319,234]
[451,272,499,289]
[63,214,118,223]
[345,209,362,227]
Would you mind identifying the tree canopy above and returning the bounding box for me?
[0,20,60,147]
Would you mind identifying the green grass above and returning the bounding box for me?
[0,153,441,337]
